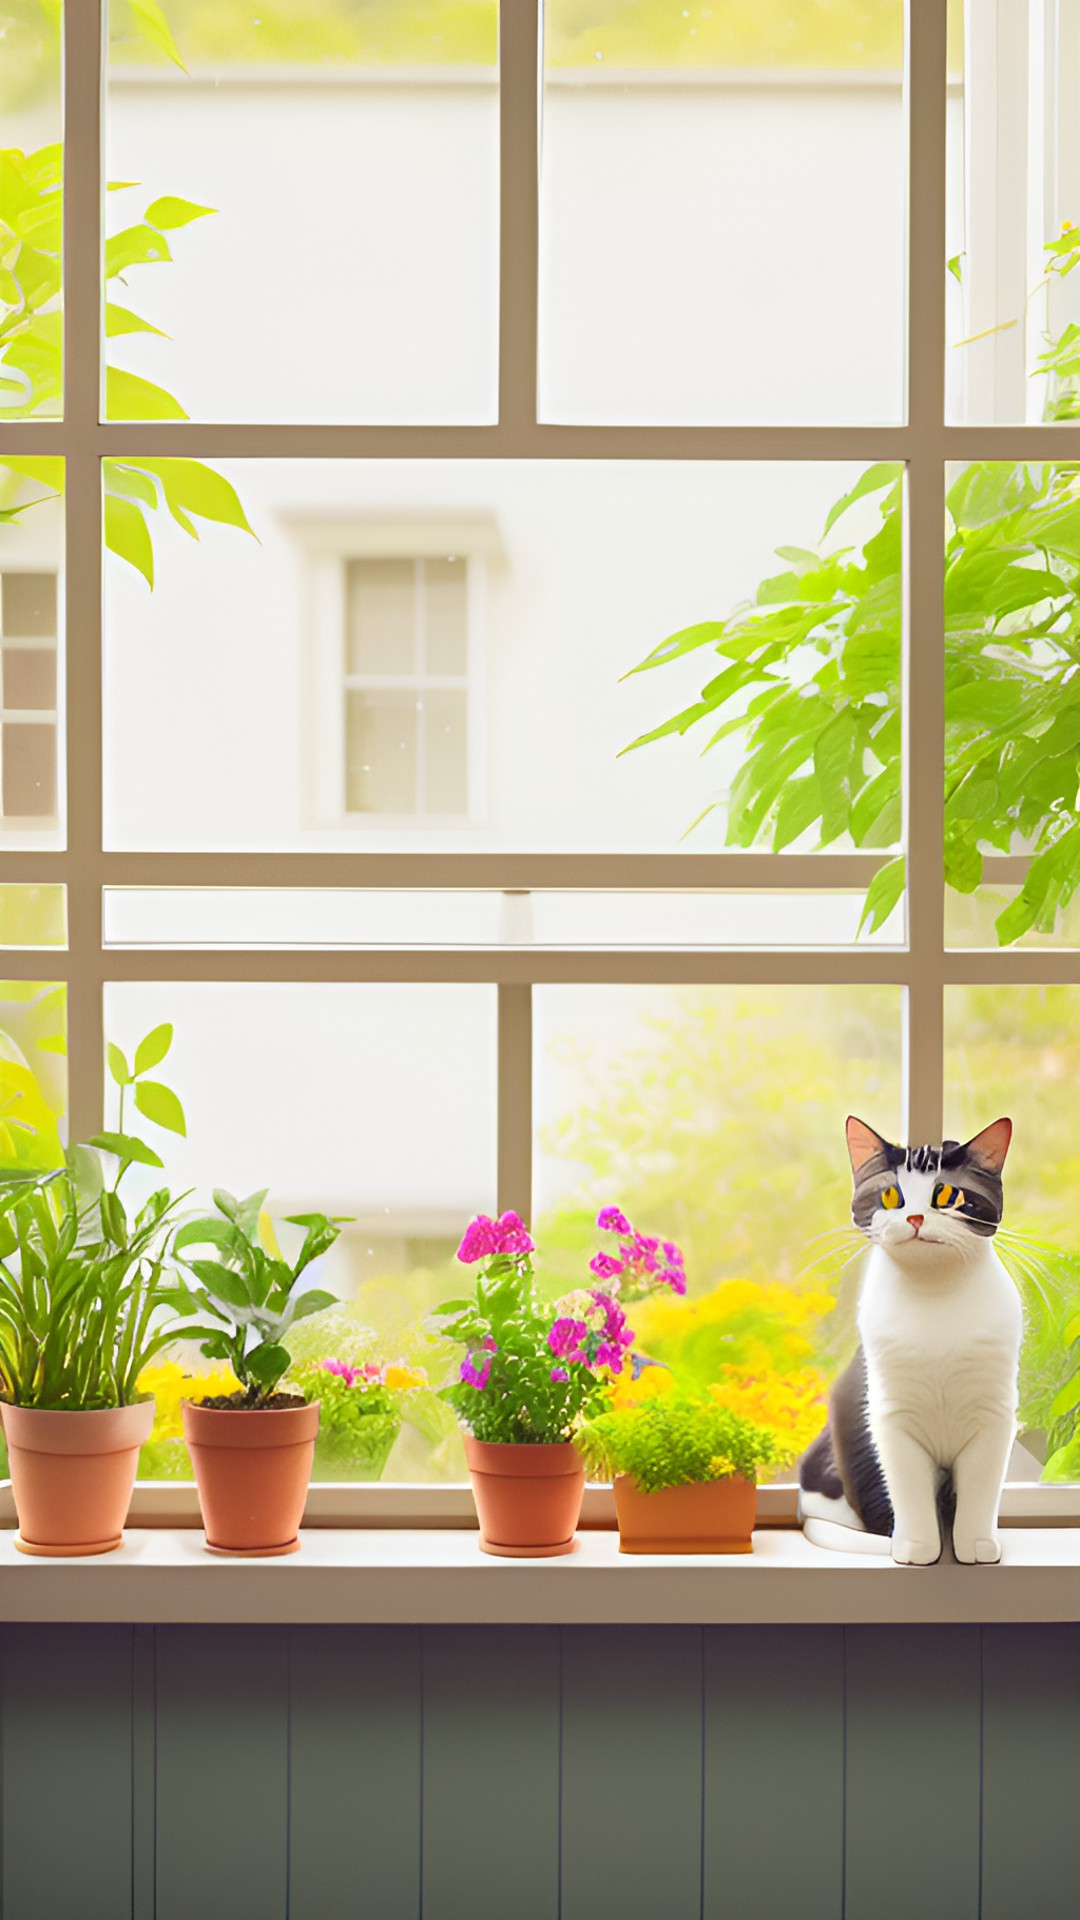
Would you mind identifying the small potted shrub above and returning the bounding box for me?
[575,1397,779,1554]
[175,1188,342,1554]
[289,1357,428,1482]
[436,1205,683,1556]
[0,1024,191,1555]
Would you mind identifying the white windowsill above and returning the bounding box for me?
[3,1526,1080,1627]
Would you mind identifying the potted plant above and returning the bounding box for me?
[575,1397,779,1554]
[175,1188,343,1554]
[289,1356,428,1482]
[0,1024,192,1555]
[435,1205,684,1556]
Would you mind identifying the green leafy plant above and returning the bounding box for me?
[288,1356,431,1481]
[574,1397,778,1494]
[174,1190,344,1404]
[0,3,253,583]
[0,1022,191,1409]
[625,460,1080,945]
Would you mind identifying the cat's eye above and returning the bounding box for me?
[933,1183,965,1210]
[880,1186,901,1209]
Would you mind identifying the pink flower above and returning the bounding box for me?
[659,1266,687,1295]
[495,1210,535,1256]
[482,1334,497,1352]
[457,1215,500,1264]
[550,1367,570,1384]
[362,1363,383,1380]
[597,1206,632,1234]
[589,1251,624,1281]
[322,1359,358,1386]
[662,1240,684,1266]
[461,1346,494,1390]
[595,1340,627,1374]
[548,1317,588,1358]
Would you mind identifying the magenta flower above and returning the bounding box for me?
[461,1345,494,1390]
[482,1334,497,1352]
[495,1210,535,1256]
[322,1359,359,1386]
[457,1215,500,1264]
[589,1251,624,1281]
[659,1266,687,1295]
[597,1206,632,1235]
[548,1316,588,1359]
[595,1340,627,1373]
[662,1240,684,1267]
[550,1367,570,1384]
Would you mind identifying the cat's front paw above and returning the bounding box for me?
[954,1532,1002,1565]
[891,1535,940,1566]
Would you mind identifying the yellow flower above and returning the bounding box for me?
[608,1364,675,1409]
[384,1364,427,1392]
[708,1365,827,1461]
[707,1453,736,1478]
[1064,220,1075,233]
[137,1361,242,1441]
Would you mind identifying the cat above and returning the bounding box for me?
[799,1115,1021,1566]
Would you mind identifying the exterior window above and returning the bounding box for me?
[344,557,472,820]
[0,573,58,824]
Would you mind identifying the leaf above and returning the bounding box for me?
[103,493,154,588]
[289,1289,339,1323]
[107,1042,131,1086]
[128,0,186,68]
[186,1260,252,1311]
[104,302,168,339]
[100,1190,127,1247]
[773,776,823,851]
[104,224,173,278]
[174,1216,244,1256]
[143,196,216,230]
[87,1131,164,1169]
[857,856,905,936]
[105,366,187,422]
[214,1189,240,1221]
[129,458,255,537]
[1050,1371,1080,1422]
[133,1023,172,1075]
[822,463,901,538]
[36,1034,66,1055]
[245,1342,291,1389]
[133,1080,186,1136]
[947,251,965,284]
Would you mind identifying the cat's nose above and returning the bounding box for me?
[907,1214,924,1230]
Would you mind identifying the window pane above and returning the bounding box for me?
[0,884,65,948]
[0,466,64,847]
[346,560,417,676]
[104,458,904,859]
[105,982,497,1484]
[0,979,67,1166]
[947,0,1080,423]
[104,1,498,423]
[944,987,1080,1483]
[944,462,1080,950]
[0,3,63,419]
[424,557,468,675]
[345,690,418,814]
[540,1,905,424]
[103,886,903,948]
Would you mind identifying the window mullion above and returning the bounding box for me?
[497,981,532,1220]
[903,0,949,1143]
[498,0,540,437]
[62,0,106,1146]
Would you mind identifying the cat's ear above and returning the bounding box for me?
[846,1116,889,1176]
[962,1117,1012,1173]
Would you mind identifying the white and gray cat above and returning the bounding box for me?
[799,1115,1020,1566]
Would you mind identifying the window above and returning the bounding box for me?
[1,0,1079,1511]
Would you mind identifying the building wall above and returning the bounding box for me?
[2,1618,1077,1920]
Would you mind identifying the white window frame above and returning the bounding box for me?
[286,518,494,832]
[2,0,1079,1525]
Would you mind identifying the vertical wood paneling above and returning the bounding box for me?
[703,1626,843,1920]
[561,1625,703,1920]
[1,1624,135,1920]
[981,1622,1080,1919]
[844,1625,982,1920]
[422,1625,559,1920]
[155,1625,288,1920]
[132,1624,156,1920]
[289,1625,422,1920]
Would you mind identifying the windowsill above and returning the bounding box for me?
[3,1525,1079,1626]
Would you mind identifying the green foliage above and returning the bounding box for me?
[0,1022,194,1409]
[627,461,1080,946]
[290,1358,401,1480]
[174,1191,345,1401]
[0,132,253,583]
[575,1398,777,1494]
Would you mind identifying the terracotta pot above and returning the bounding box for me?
[182,1400,320,1556]
[614,1473,757,1554]
[2,1400,154,1557]
[465,1435,585,1557]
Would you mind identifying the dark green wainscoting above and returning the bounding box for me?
[0,1622,1077,1920]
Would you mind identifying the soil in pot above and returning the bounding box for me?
[181,1397,319,1556]
[465,1435,585,1557]
[613,1472,757,1554]
[2,1400,155,1557]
